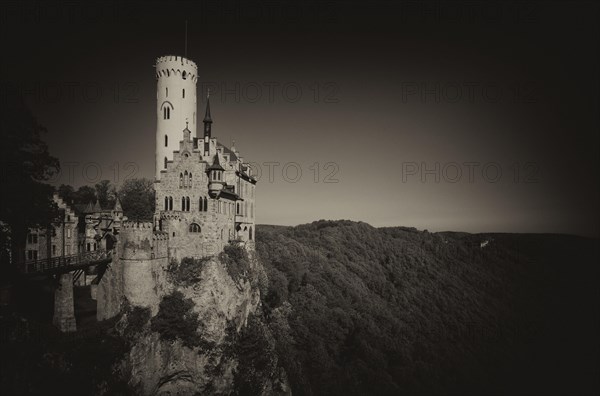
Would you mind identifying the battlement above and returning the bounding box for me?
[155,55,198,82]
[122,221,154,230]
[152,231,169,241]
[160,212,181,221]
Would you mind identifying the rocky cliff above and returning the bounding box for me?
[114,246,290,395]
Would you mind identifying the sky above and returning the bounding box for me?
[2,0,599,236]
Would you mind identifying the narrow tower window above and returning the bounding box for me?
[165,134,168,147]
[182,89,185,98]
[164,196,168,211]
[180,173,183,188]
[166,87,168,97]
[164,157,168,169]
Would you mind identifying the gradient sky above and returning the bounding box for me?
[2,0,598,236]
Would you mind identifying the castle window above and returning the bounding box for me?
[165,135,168,147]
[164,157,168,169]
[166,87,168,97]
[27,233,38,244]
[249,227,253,241]
[67,229,71,238]
[52,245,57,256]
[27,250,38,260]
[204,197,208,211]
[189,223,201,233]
[182,89,185,98]
[184,171,188,187]
[181,197,185,211]
[164,196,169,210]
[180,173,183,188]
[236,203,240,215]
[189,173,192,187]
[182,71,187,80]
[186,197,190,211]
[169,196,173,211]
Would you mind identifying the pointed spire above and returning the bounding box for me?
[203,89,212,139]
[207,151,224,171]
[113,197,122,212]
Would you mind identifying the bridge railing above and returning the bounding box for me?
[19,249,113,275]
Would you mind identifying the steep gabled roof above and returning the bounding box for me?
[207,152,225,171]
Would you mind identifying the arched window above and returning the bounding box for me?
[169,196,173,211]
[236,202,240,215]
[179,173,183,188]
[165,134,168,147]
[186,197,190,212]
[189,173,192,187]
[184,171,188,187]
[164,196,168,211]
[221,229,223,239]
[189,223,201,233]
[182,71,187,80]
[203,197,208,212]
[164,157,168,169]
[249,227,253,241]
[182,88,185,98]
[166,87,168,97]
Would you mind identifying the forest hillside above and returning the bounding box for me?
[256,221,599,395]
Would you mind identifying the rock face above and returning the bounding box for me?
[118,250,288,395]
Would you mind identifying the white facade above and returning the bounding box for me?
[155,55,198,179]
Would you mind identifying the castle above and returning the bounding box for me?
[23,54,257,330]
[153,55,257,261]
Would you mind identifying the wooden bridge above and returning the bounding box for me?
[19,249,113,278]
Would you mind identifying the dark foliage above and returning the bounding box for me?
[219,244,251,284]
[118,178,155,221]
[0,84,60,272]
[95,179,117,209]
[123,306,151,340]
[232,314,279,395]
[0,314,131,395]
[257,221,600,396]
[168,256,210,286]
[150,291,200,349]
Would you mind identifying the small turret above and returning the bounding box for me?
[207,152,225,196]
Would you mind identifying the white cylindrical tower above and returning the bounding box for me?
[155,55,198,179]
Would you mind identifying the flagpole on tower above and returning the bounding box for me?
[185,20,188,58]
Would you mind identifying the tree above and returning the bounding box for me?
[0,84,60,273]
[57,184,75,205]
[73,185,97,205]
[118,178,155,221]
[95,179,116,209]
